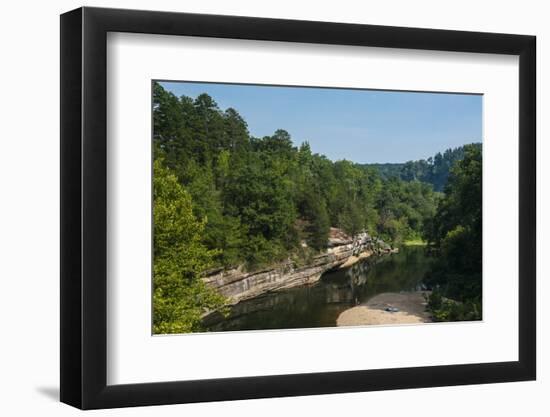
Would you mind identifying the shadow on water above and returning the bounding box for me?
[204,245,433,332]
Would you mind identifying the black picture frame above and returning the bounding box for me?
[60,6,536,410]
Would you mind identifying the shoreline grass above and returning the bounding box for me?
[403,239,427,246]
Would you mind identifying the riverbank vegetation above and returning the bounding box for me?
[403,239,427,246]
[152,82,482,332]
[423,144,482,321]
[153,159,227,333]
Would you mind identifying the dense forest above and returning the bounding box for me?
[423,144,482,321]
[363,144,477,192]
[152,82,482,332]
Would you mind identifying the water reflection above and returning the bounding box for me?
[204,245,433,332]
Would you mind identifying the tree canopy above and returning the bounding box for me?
[423,144,482,321]
[363,144,481,192]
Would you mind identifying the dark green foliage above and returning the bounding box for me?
[364,144,481,192]
[221,149,298,267]
[426,289,481,322]
[374,177,438,245]
[301,191,330,250]
[424,144,482,320]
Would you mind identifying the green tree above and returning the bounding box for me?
[153,159,226,334]
[362,143,480,192]
[424,144,482,319]
[300,189,330,250]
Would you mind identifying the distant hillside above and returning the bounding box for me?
[361,143,481,192]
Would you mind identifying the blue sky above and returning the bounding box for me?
[159,81,482,164]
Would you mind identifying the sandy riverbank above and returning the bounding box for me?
[336,291,432,326]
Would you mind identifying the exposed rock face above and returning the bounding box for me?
[203,229,391,304]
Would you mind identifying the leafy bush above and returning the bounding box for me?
[426,290,481,322]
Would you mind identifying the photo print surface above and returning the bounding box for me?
[152,81,482,335]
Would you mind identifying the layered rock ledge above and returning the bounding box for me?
[203,228,392,304]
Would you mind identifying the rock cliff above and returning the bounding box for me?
[203,228,391,304]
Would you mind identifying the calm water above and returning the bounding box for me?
[204,245,433,332]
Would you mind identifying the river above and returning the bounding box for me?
[204,245,433,332]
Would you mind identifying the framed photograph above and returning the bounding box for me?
[60,6,536,409]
